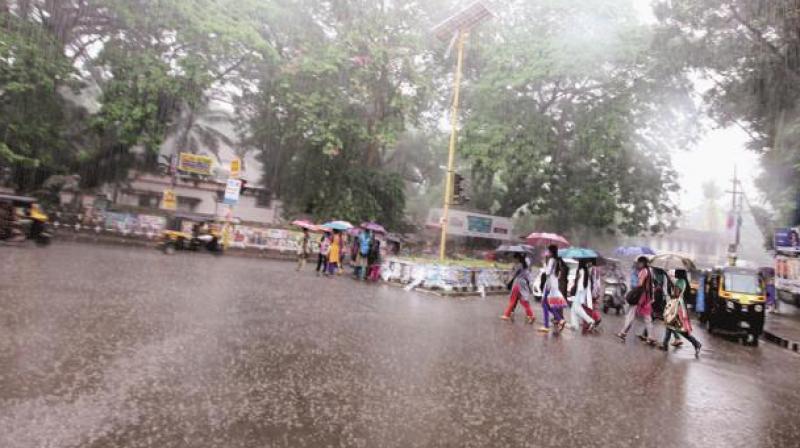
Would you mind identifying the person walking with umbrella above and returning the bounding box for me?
[355,229,372,280]
[327,231,343,275]
[571,259,597,333]
[540,245,568,333]
[317,233,331,276]
[661,269,702,356]
[500,252,536,324]
[617,256,657,345]
[296,228,311,271]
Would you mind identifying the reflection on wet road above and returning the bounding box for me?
[1,244,799,447]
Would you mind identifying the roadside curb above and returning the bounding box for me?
[762,329,800,353]
[49,235,508,298]
[53,231,297,262]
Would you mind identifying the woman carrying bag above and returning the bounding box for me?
[617,256,657,345]
[661,269,703,357]
[501,253,536,324]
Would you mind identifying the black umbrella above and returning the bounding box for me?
[496,244,536,254]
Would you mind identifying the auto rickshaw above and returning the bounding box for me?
[702,266,766,346]
[159,212,224,255]
[0,194,52,246]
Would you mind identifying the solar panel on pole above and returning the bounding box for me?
[432,1,494,41]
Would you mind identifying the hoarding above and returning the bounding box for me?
[774,227,800,253]
[177,152,214,175]
[427,208,512,241]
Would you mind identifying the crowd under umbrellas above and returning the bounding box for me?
[291,221,704,356]
[292,219,390,282]
[497,235,704,357]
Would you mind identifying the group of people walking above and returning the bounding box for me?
[501,245,599,334]
[501,247,702,357]
[296,228,382,281]
[618,256,702,355]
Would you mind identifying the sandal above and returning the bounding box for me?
[616,332,627,341]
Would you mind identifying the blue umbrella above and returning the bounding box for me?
[614,246,656,257]
[558,247,599,259]
[321,220,354,231]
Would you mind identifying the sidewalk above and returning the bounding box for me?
[763,305,800,353]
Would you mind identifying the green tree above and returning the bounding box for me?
[240,0,445,227]
[0,13,76,190]
[459,0,690,236]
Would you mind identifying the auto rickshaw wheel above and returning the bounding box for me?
[34,235,51,246]
[163,242,176,255]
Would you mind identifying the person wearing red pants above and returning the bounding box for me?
[500,253,535,324]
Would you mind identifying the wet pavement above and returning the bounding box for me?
[2,243,799,448]
[765,305,800,347]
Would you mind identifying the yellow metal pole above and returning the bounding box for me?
[439,30,466,261]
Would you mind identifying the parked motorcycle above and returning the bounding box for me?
[602,277,627,314]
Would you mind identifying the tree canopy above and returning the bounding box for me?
[460,0,693,236]
[1,0,697,234]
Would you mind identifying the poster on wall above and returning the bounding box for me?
[776,255,800,295]
[161,189,177,211]
[230,158,241,179]
[224,178,242,205]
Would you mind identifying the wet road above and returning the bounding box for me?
[1,244,799,448]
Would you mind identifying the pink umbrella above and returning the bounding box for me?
[524,232,570,248]
[292,220,322,232]
[361,222,387,234]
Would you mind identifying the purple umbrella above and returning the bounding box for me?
[361,222,387,234]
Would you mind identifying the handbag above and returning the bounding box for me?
[663,298,681,326]
[625,286,643,305]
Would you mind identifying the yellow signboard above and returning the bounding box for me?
[230,158,241,179]
[177,152,214,175]
[161,189,177,211]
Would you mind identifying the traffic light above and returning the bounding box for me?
[451,173,469,205]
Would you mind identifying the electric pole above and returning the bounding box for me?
[726,167,744,266]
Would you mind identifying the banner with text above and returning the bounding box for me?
[426,209,512,241]
[177,152,214,176]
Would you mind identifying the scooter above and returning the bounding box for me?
[603,277,627,314]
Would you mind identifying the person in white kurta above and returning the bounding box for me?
[571,261,597,330]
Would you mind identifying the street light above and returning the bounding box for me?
[431,1,493,261]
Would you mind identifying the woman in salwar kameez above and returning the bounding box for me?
[539,245,568,333]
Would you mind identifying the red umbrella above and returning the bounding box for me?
[524,232,570,248]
